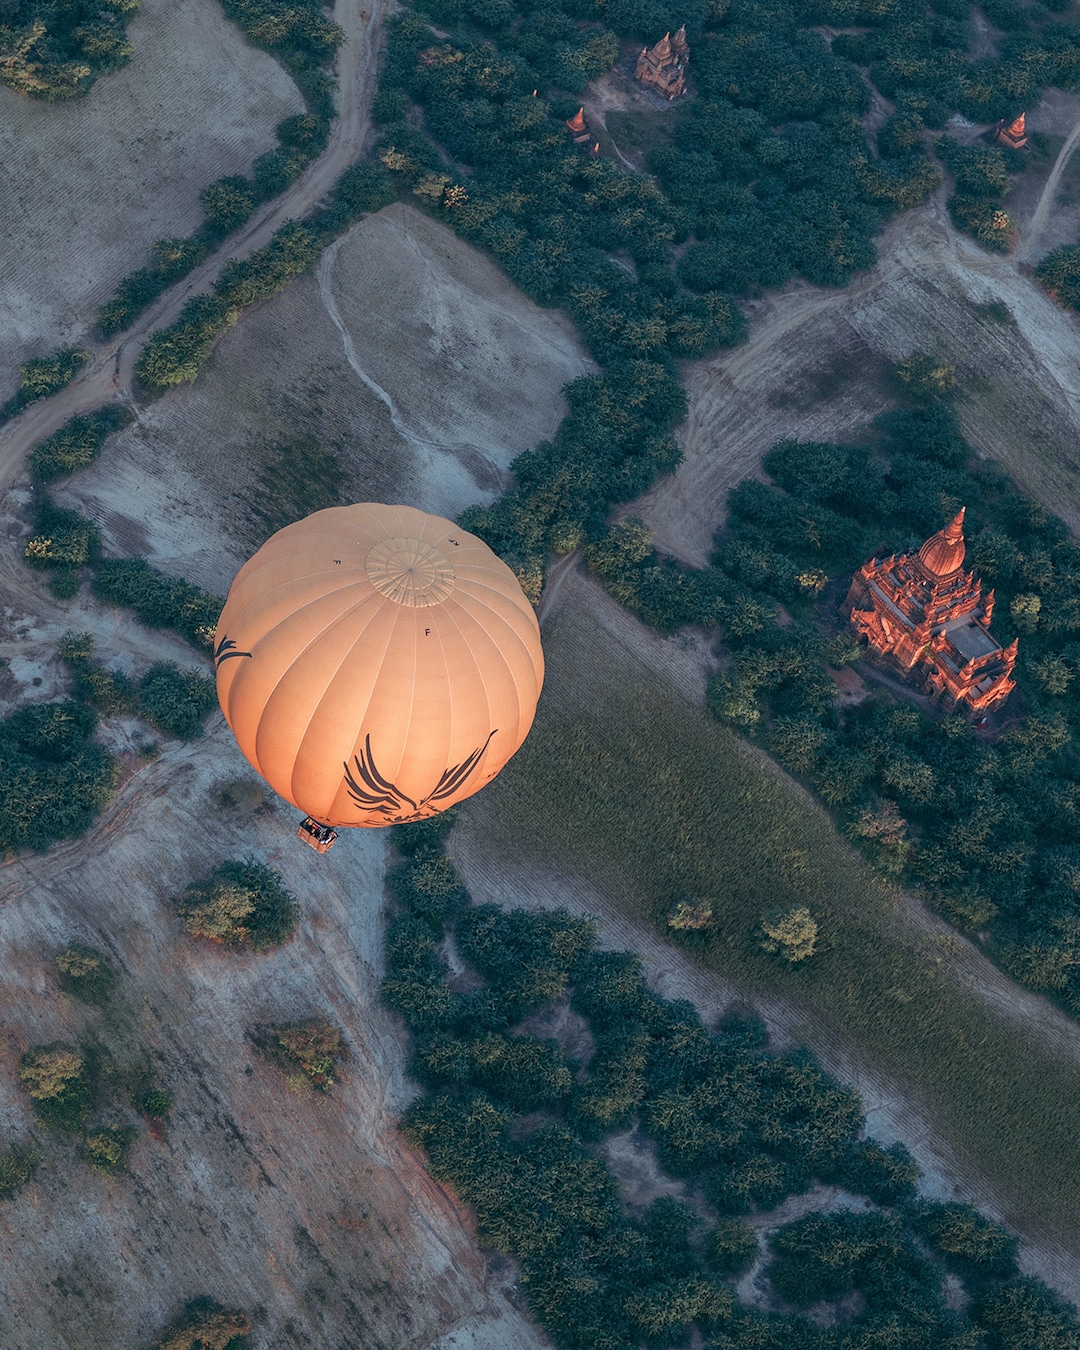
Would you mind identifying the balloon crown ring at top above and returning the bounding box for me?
[364,536,456,608]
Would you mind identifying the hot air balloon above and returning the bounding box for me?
[214,503,544,852]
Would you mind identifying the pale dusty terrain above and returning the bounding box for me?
[0,0,303,395]
[49,204,592,590]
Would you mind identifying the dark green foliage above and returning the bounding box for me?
[974,1279,1080,1349]
[384,838,1068,1350]
[134,293,238,389]
[55,943,117,1005]
[199,175,258,235]
[138,663,216,740]
[704,1216,759,1277]
[911,1201,1019,1281]
[390,853,469,926]
[312,160,396,234]
[97,237,211,336]
[214,220,322,306]
[141,1087,173,1117]
[220,0,344,75]
[30,407,131,482]
[1037,243,1080,310]
[92,559,221,650]
[0,0,137,100]
[3,347,88,419]
[175,859,300,951]
[24,496,100,570]
[0,690,116,854]
[0,1144,38,1199]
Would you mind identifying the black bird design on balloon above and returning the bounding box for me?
[214,635,253,668]
[343,731,499,822]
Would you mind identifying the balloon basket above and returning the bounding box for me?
[298,817,338,853]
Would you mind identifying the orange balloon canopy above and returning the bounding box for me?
[214,503,544,828]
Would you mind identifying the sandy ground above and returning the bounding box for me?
[0,0,303,394]
[47,203,591,589]
[452,564,1080,1307]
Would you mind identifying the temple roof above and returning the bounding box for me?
[918,508,967,578]
[566,107,587,133]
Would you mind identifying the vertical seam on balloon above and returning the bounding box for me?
[437,600,498,782]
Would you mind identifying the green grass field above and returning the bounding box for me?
[458,603,1080,1242]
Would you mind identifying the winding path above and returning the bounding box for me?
[0,0,389,481]
[1021,112,1080,260]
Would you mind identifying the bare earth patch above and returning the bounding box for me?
[0,0,303,396]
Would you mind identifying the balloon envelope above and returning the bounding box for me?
[214,503,544,827]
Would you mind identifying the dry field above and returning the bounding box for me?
[637,91,1080,565]
[50,204,593,589]
[0,0,302,400]
[0,207,591,1347]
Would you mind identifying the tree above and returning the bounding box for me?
[18,1043,90,1130]
[176,860,300,950]
[760,907,818,962]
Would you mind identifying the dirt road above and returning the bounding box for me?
[1021,112,1080,260]
[0,0,387,482]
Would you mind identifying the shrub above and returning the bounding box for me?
[92,559,221,650]
[176,860,300,950]
[6,700,97,761]
[267,1018,343,1089]
[0,1144,38,1199]
[30,407,131,482]
[153,1297,251,1350]
[83,1125,133,1174]
[135,294,237,390]
[974,1278,1080,1349]
[3,348,88,417]
[18,1043,91,1131]
[55,944,117,1005]
[760,907,818,962]
[141,1087,174,1118]
[704,1216,759,1276]
[139,663,217,739]
[24,499,100,569]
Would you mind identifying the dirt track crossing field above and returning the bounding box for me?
[0,0,303,394]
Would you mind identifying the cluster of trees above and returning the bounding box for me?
[0,694,117,854]
[937,136,1020,252]
[29,406,131,482]
[587,361,1080,1017]
[2,347,88,421]
[91,558,221,651]
[24,493,101,597]
[174,859,300,950]
[261,1018,343,1089]
[384,820,1080,1349]
[1036,239,1080,308]
[0,0,138,100]
[98,114,332,335]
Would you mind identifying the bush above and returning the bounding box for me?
[92,559,221,650]
[3,348,88,417]
[760,906,818,961]
[704,1216,760,1276]
[19,1043,91,1131]
[0,1144,38,1199]
[135,293,237,390]
[153,1297,251,1350]
[83,1125,134,1174]
[55,944,117,1006]
[0,4,136,101]
[175,860,300,950]
[141,1087,174,1118]
[24,498,100,569]
[266,1018,343,1089]
[30,407,131,482]
[139,663,217,739]
[974,1278,1080,1349]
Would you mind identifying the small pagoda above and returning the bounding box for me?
[994,112,1028,150]
[846,509,1017,715]
[565,106,592,148]
[635,26,689,101]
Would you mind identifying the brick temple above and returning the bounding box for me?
[635,27,689,100]
[994,112,1028,149]
[846,508,1017,714]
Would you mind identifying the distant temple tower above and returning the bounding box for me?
[565,106,592,147]
[846,508,1017,715]
[994,112,1028,150]
[635,26,689,101]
